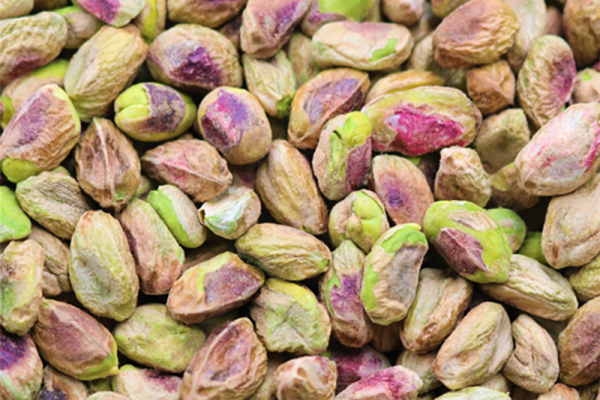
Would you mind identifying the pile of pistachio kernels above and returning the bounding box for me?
[3,0,600,399]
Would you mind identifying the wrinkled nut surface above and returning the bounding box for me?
[0,327,43,400]
[362,86,482,156]
[328,189,390,254]
[141,139,233,203]
[119,198,184,295]
[132,0,167,44]
[167,0,246,28]
[434,146,492,208]
[542,173,600,269]
[256,140,328,235]
[466,60,515,116]
[365,70,445,104]
[361,223,428,326]
[570,253,600,303]
[113,303,206,373]
[0,84,80,184]
[250,278,331,355]
[198,87,272,165]
[113,365,181,400]
[319,240,373,348]
[537,383,580,400]
[369,155,433,228]
[54,6,104,50]
[572,69,600,104]
[236,223,330,281]
[64,25,148,122]
[397,350,441,394]
[148,24,242,94]
[286,32,321,87]
[504,0,546,71]
[401,268,473,353]
[180,317,268,400]
[0,239,44,335]
[472,109,531,175]
[558,296,600,386]
[248,353,284,400]
[336,365,423,400]
[486,208,526,252]
[69,210,139,321]
[382,0,424,25]
[37,365,88,400]
[15,171,93,240]
[490,163,539,211]
[516,35,576,130]
[502,314,559,394]
[275,356,337,400]
[435,387,510,399]
[28,225,71,297]
[479,372,512,393]
[323,345,390,392]
[167,251,264,324]
[31,299,119,381]
[288,68,369,150]
[75,117,141,212]
[564,0,600,67]
[75,0,146,27]
[432,0,520,70]
[0,0,33,19]
[433,302,513,390]
[423,201,511,284]
[0,186,30,243]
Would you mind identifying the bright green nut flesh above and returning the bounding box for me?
[361,223,428,326]
[0,186,31,243]
[113,303,206,373]
[114,82,196,142]
[250,278,331,355]
[318,0,372,21]
[517,232,547,265]
[423,201,511,284]
[486,208,526,252]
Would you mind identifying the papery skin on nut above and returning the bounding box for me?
[504,0,546,72]
[485,208,526,252]
[435,387,510,399]
[322,345,390,392]
[74,0,146,27]
[133,0,166,44]
[490,163,539,211]
[286,32,321,87]
[564,0,600,67]
[397,350,441,394]
[335,365,423,400]
[537,384,579,400]
[466,60,515,117]
[53,6,105,50]
[275,356,337,400]
[112,365,181,400]
[28,225,71,297]
[168,0,246,28]
[37,365,88,400]
[365,70,445,104]
[0,0,33,19]
[0,327,43,400]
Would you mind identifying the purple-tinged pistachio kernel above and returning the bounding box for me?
[323,345,390,393]
[74,0,146,27]
[113,365,181,400]
[336,365,423,400]
[275,356,337,399]
[0,327,43,400]
[38,365,88,400]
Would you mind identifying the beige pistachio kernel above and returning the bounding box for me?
[167,0,245,28]
[383,0,424,25]
[88,393,130,400]
[436,387,510,400]
[365,70,445,104]
[433,302,513,390]
[0,0,33,19]
[572,69,600,104]
[286,31,321,87]
[490,163,539,211]
[545,6,563,36]
[563,0,600,67]
[336,365,423,400]
[37,365,88,400]
[504,0,546,71]
[371,322,402,353]
[538,384,580,400]
[28,225,71,297]
[480,373,512,393]
[182,241,235,273]
[466,60,515,116]
[53,6,104,50]
[275,356,337,400]
[112,365,181,400]
[397,350,441,394]
[0,327,43,400]
[180,318,268,400]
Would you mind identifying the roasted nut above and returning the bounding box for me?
[219,15,243,51]
[54,6,104,49]
[197,87,272,165]
[486,208,526,252]
[433,302,513,390]
[502,314,559,393]
[141,139,233,202]
[382,0,424,25]
[572,68,600,104]
[0,0,33,18]
[113,365,181,400]
[0,12,67,85]
[180,318,268,400]
[542,173,600,269]
[329,190,389,254]
[538,384,579,400]
[250,278,331,354]
[545,6,563,36]
[558,296,600,386]
[114,82,197,142]
[288,68,369,149]
[472,109,531,175]
[64,25,148,122]
[434,146,492,207]
[435,387,510,399]
[74,0,145,27]
[248,353,284,400]
[365,70,444,104]
[370,322,402,353]
[240,0,310,59]
[300,0,376,36]
[336,365,423,400]
[517,232,547,265]
[15,171,92,240]
[323,345,390,392]
[312,112,372,201]
[255,140,328,234]
[432,0,519,70]
[397,350,441,394]
[183,242,235,273]
[119,198,184,295]
[28,225,71,297]
[113,303,206,373]
[319,240,373,348]
[0,84,80,183]
[466,60,515,116]
[31,299,119,381]
[563,0,600,67]
[362,86,482,156]
[38,365,88,400]
[88,393,130,400]
[361,223,428,325]
[401,268,473,353]
[570,253,600,302]
[311,22,414,71]
[0,240,44,335]
[275,356,337,399]
[369,155,434,227]
[0,186,31,243]
[167,0,245,27]
[0,59,69,128]
[0,327,43,400]
[286,31,321,87]
[167,251,264,324]
[430,0,468,17]
[480,255,578,321]
[480,373,512,393]
[516,35,576,129]
[146,184,207,248]
[504,0,546,71]
[242,51,296,118]
[133,0,166,44]
[423,201,511,284]
[69,210,139,321]
[489,163,539,211]
[75,118,141,211]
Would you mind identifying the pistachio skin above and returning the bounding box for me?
[0,327,43,400]
[112,365,181,400]
[74,0,146,27]
[336,365,423,400]
[486,208,526,252]
[275,356,338,400]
